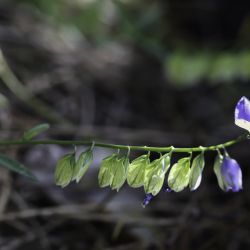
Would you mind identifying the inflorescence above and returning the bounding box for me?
[0,96,249,207]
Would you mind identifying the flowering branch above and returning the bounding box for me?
[0,96,249,207]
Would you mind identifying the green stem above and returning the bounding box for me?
[0,134,247,153]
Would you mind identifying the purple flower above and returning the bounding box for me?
[221,157,242,192]
[142,193,153,207]
[235,96,250,132]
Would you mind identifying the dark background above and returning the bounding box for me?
[0,0,250,249]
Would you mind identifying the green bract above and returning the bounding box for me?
[144,154,171,196]
[213,153,225,191]
[168,157,191,192]
[127,154,150,188]
[98,154,117,188]
[72,149,93,183]
[189,152,205,191]
[111,156,129,191]
[98,154,129,191]
[55,153,75,187]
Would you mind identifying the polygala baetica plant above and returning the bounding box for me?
[0,96,249,206]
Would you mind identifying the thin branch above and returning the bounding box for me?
[0,49,72,126]
[0,133,247,153]
[0,204,177,226]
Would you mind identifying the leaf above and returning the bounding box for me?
[111,156,129,191]
[168,157,191,192]
[213,153,226,191]
[127,154,149,188]
[98,154,117,188]
[144,154,171,196]
[72,149,93,183]
[189,153,205,191]
[0,154,37,180]
[23,123,50,141]
[55,153,75,187]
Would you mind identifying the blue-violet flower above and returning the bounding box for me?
[142,193,153,207]
[221,157,242,192]
[235,96,250,132]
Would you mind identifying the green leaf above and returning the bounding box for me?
[144,154,171,196]
[55,153,75,188]
[189,153,205,191]
[23,123,50,141]
[127,154,149,188]
[98,154,117,188]
[0,154,37,180]
[213,153,226,191]
[168,157,191,192]
[110,156,129,191]
[72,149,93,183]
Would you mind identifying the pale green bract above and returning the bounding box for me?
[168,157,191,192]
[127,154,150,188]
[189,153,205,191]
[111,156,129,191]
[98,154,129,191]
[144,154,171,196]
[55,153,75,187]
[72,149,93,183]
[98,154,117,188]
[213,153,225,191]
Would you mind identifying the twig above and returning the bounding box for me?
[0,49,72,126]
[0,204,177,226]
[0,133,247,153]
[0,169,11,214]
[1,234,36,250]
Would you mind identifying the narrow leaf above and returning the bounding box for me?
[213,153,226,191]
[189,153,205,191]
[168,157,191,192]
[0,154,37,180]
[55,153,75,187]
[23,123,50,141]
[144,154,171,196]
[72,149,93,183]
[127,154,149,188]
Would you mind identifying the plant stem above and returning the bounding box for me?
[0,134,247,153]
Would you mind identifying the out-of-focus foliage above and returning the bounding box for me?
[18,0,165,50]
[7,0,250,87]
[166,51,250,87]
[0,154,36,180]
[23,123,50,141]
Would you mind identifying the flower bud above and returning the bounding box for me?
[221,157,242,192]
[142,193,153,207]
[235,96,250,132]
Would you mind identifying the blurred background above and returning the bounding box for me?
[0,0,250,249]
